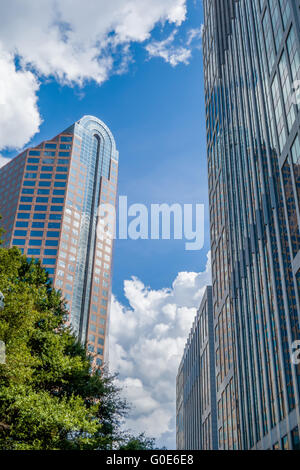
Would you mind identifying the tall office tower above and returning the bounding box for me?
[0,116,119,366]
[203,0,300,450]
[176,287,218,450]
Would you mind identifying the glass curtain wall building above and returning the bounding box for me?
[203,0,300,449]
[176,287,218,450]
[0,115,119,366]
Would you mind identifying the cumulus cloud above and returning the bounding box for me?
[0,0,191,151]
[110,252,211,449]
[0,46,41,151]
[146,30,192,67]
[0,155,11,169]
[186,25,204,46]
[146,25,203,67]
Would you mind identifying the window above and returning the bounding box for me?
[33,213,46,220]
[19,204,31,211]
[54,182,66,187]
[89,334,96,342]
[292,427,300,450]
[26,165,38,171]
[20,197,33,203]
[97,348,103,356]
[46,240,58,246]
[25,173,37,179]
[14,230,27,236]
[45,143,57,149]
[46,268,55,275]
[35,205,47,212]
[40,173,52,179]
[271,73,287,152]
[29,239,42,246]
[58,152,70,158]
[36,197,48,203]
[22,188,34,195]
[29,150,40,156]
[41,166,53,172]
[45,249,57,256]
[37,189,50,195]
[13,239,25,245]
[43,258,56,265]
[43,152,55,157]
[98,338,104,346]
[50,214,62,220]
[53,190,65,195]
[39,181,51,187]
[51,206,63,211]
[60,144,71,149]
[16,222,28,228]
[55,174,67,180]
[47,231,59,238]
[57,166,68,172]
[28,249,40,256]
[32,222,45,228]
[28,158,39,163]
[52,197,64,204]
[282,435,289,450]
[61,136,72,142]
[48,222,61,229]
[17,213,30,219]
[31,231,43,237]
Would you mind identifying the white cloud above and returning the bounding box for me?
[0,154,11,168]
[186,25,204,46]
[146,24,204,67]
[110,252,211,449]
[0,46,41,151]
[0,0,190,151]
[146,30,192,67]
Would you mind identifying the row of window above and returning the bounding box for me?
[18,205,63,212]
[29,144,71,156]
[21,197,64,203]
[17,213,62,220]
[24,181,67,188]
[22,188,65,196]
[26,165,68,172]
[25,173,68,180]
[16,221,60,229]
[15,230,60,237]
[13,239,59,247]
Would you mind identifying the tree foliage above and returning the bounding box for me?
[0,236,154,450]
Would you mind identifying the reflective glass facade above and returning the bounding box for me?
[203,0,300,450]
[176,287,218,450]
[0,115,119,366]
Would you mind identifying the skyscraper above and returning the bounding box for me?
[0,115,119,366]
[176,287,218,450]
[203,0,300,449]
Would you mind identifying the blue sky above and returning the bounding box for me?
[0,0,208,449]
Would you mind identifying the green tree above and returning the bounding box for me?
[0,240,154,450]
